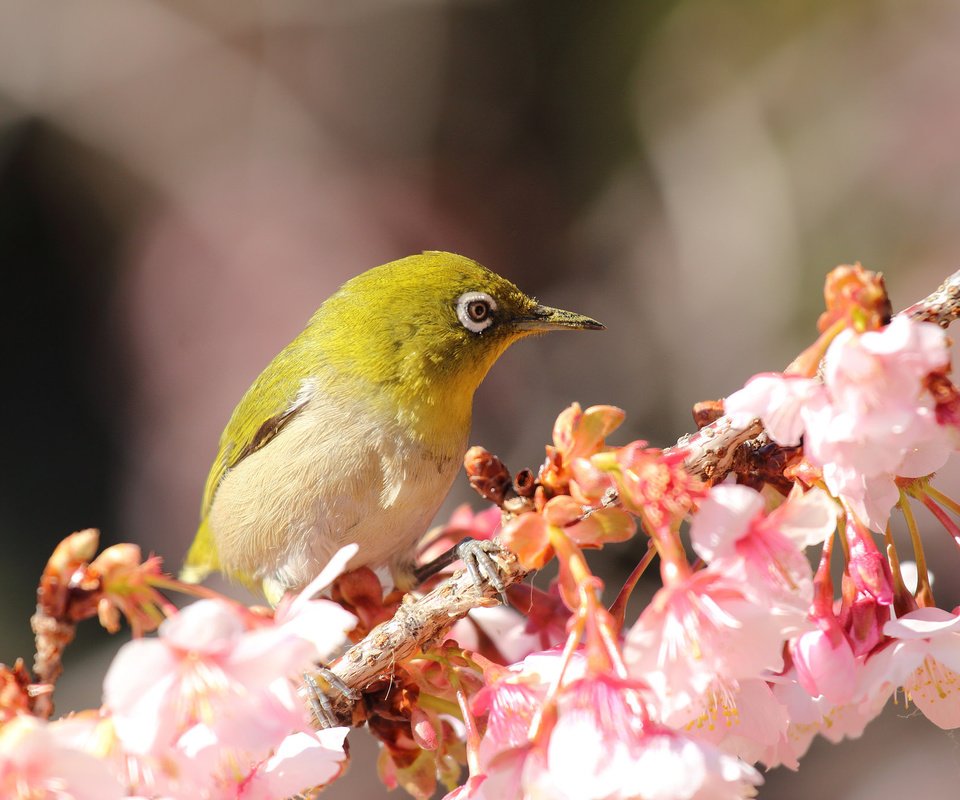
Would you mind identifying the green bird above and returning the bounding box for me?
[181,251,602,603]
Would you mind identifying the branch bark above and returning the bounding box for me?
[317,266,960,726]
[320,547,526,724]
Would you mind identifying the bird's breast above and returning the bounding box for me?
[207,389,467,593]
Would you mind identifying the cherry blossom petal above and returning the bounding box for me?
[161,598,247,654]
[449,605,544,664]
[283,543,359,616]
[873,608,960,729]
[689,485,763,563]
[565,506,636,548]
[769,487,838,548]
[500,513,553,570]
[725,373,821,447]
[790,629,858,706]
[553,403,626,462]
[625,734,762,800]
[902,658,960,729]
[103,639,180,755]
[884,607,960,639]
[699,680,790,769]
[242,728,349,800]
[264,599,357,664]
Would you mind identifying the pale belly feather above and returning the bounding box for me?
[207,393,464,593]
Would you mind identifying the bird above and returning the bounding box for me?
[180,251,603,603]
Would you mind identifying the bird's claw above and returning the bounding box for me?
[456,538,508,604]
[303,667,358,730]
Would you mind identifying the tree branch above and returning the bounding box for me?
[319,547,526,724]
[900,268,960,326]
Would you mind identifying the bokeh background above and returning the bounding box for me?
[3,1,960,797]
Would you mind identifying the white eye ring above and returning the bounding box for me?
[456,291,497,333]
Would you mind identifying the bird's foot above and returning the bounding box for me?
[302,666,358,729]
[456,538,508,604]
[453,539,509,605]
[413,537,509,604]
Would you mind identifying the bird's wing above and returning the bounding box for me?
[181,355,317,583]
[199,375,316,520]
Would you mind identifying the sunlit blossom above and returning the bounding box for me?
[461,656,761,800]
[98,546,358,798]
[863,607,960,729]
[690,484,836,616]
[725,316,954,531]
[0,714,124,800]
[625,568,798,721]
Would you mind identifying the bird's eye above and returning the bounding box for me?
[456,291,497,334]
[467,300,490,322]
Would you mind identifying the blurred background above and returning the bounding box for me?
[2,1,960,797]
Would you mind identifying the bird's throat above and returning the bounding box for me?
[391,374,476,459]
[388,335,517,456]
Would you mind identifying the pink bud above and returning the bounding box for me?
[410,707,440,751]
[846,522,894,606]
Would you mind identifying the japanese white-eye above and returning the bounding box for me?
[181,251,602,602]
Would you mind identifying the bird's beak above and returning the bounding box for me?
[514,304,605,332]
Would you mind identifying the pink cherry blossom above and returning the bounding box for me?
[724,316,954,531]
[675,678,789,769]
[471,649,583,764]
[625,567,798,720]
[580,443,706,537]
[463,657,761,800]
[104,599,298,756]
[150,722,348,799]
[689,484,836,618]
[863,607,960,729]
[464,653,568,800]
[765,669,889,769]
[0,714,125,800]
[540,676,761,800]
[99,545,357,800]
[104,544,356,757]
[812,317,951,531]
[541,403,626,496]
[540,675,654,799]
[604,730,761,800]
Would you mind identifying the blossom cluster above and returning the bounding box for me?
[1,545,358,799]
[433,266,960,798]
[3,264,960,800]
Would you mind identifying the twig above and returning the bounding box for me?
[673,415,764,485]
[29,614,75,719]
[29,528,101,719]
[900,268,960,327]
[320,546,526,724]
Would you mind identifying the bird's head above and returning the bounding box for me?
[311,251,603,443]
